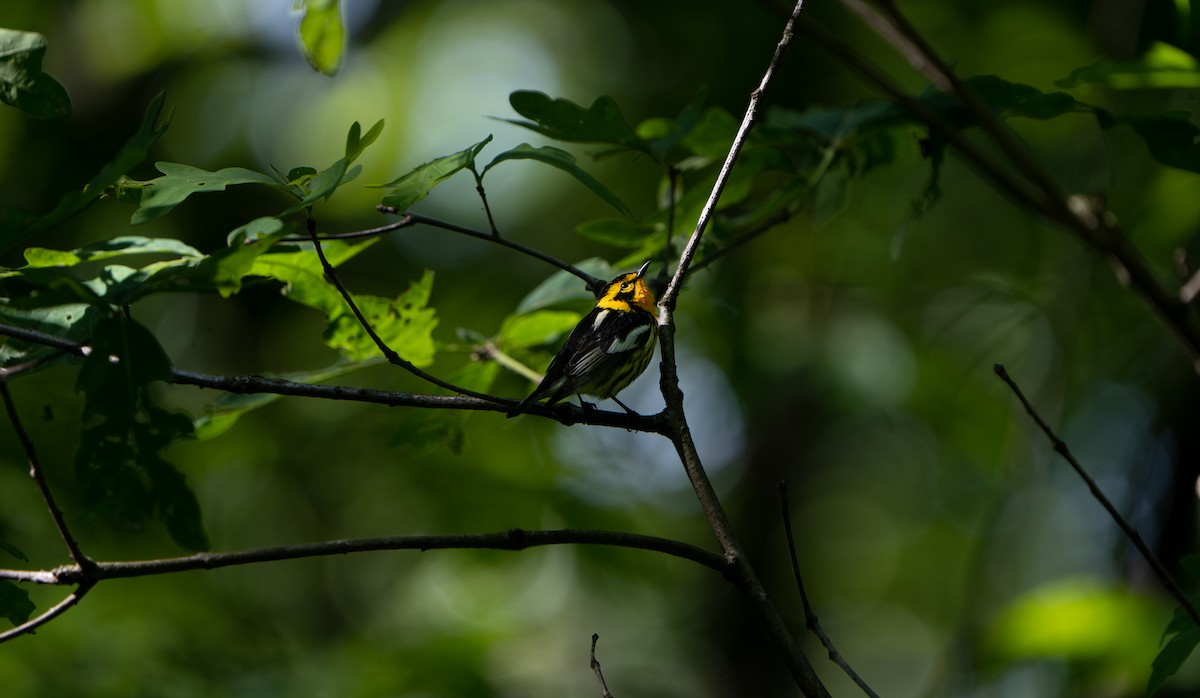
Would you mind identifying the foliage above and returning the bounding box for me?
[1,2,1200,697]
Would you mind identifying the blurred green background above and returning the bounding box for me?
[3,0,1200,696]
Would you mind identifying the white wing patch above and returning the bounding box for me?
[592,309,610,331]
[607,324,651,353]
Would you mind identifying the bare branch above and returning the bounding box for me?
[378,207,605,293]
[0,529,728,585]
[0,383,92,571]
[779,482,880,698]
[654,2,829,695]
[994,364,1200,630]
[303,214,508,402]
[658,1,804,315]
[590,634,615,698]
[0,582,93,645]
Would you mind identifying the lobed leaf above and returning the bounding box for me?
[324,271,438,364]
[128,163,287,224]
[284,119,384,214]
[73,313,208,551]
[376,135,492,213]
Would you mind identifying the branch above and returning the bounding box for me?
[654,2,829,695]
[811,1,1200,362]
[590,634,614,698]
[0,529,729,585]
[0,582,93,644]
[377,207,605,293]
[0,323,664,431]
[993,364,1200,630]
[304,214,507,402]
[779,482,880,698]
[0,383,92,571]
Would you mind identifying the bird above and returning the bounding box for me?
[507,260,658,417]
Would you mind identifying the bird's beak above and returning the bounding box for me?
[635,260,651,279]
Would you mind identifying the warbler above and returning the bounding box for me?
[507,260,658,417]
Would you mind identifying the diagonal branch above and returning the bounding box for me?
[654,2,829,695]
[303,214,507,402]
[0,582,93,644]
[994,364,1200,630]
[805,1,1200,363]
[376,207,605,293]
[0,383,92,571]
[779,482,880,698]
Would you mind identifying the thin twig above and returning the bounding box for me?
[470,167,502,237]
[0,582,93,644]
[994,364,1200,630]
[303,214,504,402]
[0,383,92,570]
[658,4,798,314]
[590,634,614,698]
[379,206,605,293]
[0,323,664,431]
[654,2,829,695]
[0,529,730,585]
[778,482,881,698]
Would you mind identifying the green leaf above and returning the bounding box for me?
[247,238,375,317]
[0,302,98,370]
[0,92,169,252]
[1149,608,1200,696]
[1059,42,1200,89]
[74,313,207,551]
[20,236,203,269]
[0,580,34,626]
[284,119,385,214]
[0,29,70,119]
[128,163,287,224]
[483,143,630,215]
[324,271,438,363]
[145,454,210,552]
[681,107,740,159]
[1102,111,1200,174]
[515,258,614,314]
[193,359,381,440]
[497,310,581,349]
[298,0,344,76]
[376,136,493,213]
[575,218,657,248]
[503,91,649,155]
